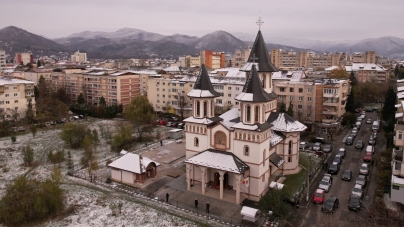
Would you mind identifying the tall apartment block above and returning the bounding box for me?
[182,50,226,69]
[0,76,35,121]
[0,50,6,70]
[230,46,252,67]
[345,63,388,83]
[15,53,33,65]
[71,50,87,63]
[274,77,350,135]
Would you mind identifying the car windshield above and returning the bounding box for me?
[320,180,328,185]
[325,145,331,148]
[315,192,323,198]
[360,166,367,170]
[353,188,362,193]
[324,199,334,208]
[330,165,337,169]
[349,197,360,205]
[343,171,350,176]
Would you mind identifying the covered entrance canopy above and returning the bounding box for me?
[185,149,249,174]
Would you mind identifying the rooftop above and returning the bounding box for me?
[0,76,34,85]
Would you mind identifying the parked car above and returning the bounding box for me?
[366,145,375,154]
[318,174,333,192]
[171,122,179,128]
[351,128,358,137]
[313,189,326,204]
[328,162,340,175]
[355,140,364,149]
[356,121,362,129]
[312,142,322,151]
[341,169,352,181]
[322,196,339,213]
[368,137,376,145]
[333,155,342,165]
[337,148,346,158]
[323,144,333,153]
[352,184,364,198]
[357,117,363,122]
[345,137,354,145]
[177,123,185,129]
[157,119,167,125]
[18,126,25,131]
[363,153,372,162]
[348,194,362,211]
[359,163,369,175]
[310,137,326,144]
[166,122,173,127]
[366,118,372,124]
[299,142,309,151]
[356,175,367,187]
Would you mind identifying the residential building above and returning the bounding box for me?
[15,53,33,65]
[230,46,252,67]
[50,68,140,107]
[183,50,226,69]
[391,82,404,204]
[274,78,350,135]
[71,50,87,63]
[345,63,388,83]
[183,29,307,203]
[0,76,35,121]
[0,50,6,70]
[351,51,376,64]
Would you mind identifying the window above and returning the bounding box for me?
[290,96,294,101]
[280,87,285,92]
[246,105,251,122]
[6,101,9,104]
[157,88,159,91]
[228,94,231,97]
[298,96,303,101]
[216,99,222,104]
[196,101,200,116]
[228,87,231,90]
[180,84,184,87]
[14,100,18,103]
[157,94,159,97]
[235,102,239,105]
[399,131,403,140]
[190,84,193,87]
[203,101,208,117]
[227,101,232,104]
[288,157,292,162]
[219,93,224,96]
[307,88,312,93]
[263,150,266,166]
[13,86,17,89]
[306,114,311,118]
[255,105,260,122]
[244,146,249,156]
[307,97,312,102]
[288,141,293,155]
[298,88,303,93]
[5,87,9,90]
[236,87,240,91]
[290,88,294,92]
[298,105,302,109]
[307,105,312,110]
[5,94,9,97]
[194,137,199,147]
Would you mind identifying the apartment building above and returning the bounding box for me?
[230,46,252,67]
[351,51,376,64]
[345,63,388,83]
[0,76,35,121]
[392,82,404,204]
[50,69,140,107]
[71,50,87,63]
[182,50,226,69]
[15,53,34,65]
[0,50,6,70]
[147,68,246,117]
[274,78,350,135]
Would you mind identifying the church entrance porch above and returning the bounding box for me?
[189,180,246,204]
[212,172,229,190]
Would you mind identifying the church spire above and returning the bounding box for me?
[235,65,276,102]
[187,64,220,98]
[246,30,278,72]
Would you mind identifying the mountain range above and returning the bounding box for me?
[1,26,404,60]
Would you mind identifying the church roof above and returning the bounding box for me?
[185,149,249,174]
[235,64,277,102]
[242,30,278,72]
[266,112,307,132]
[187,64,220,98]
[268,152,285,168]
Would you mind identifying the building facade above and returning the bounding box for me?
[230,46,252,68]
[0,76,35,121]
[183,30,307,203]
[345,63,388,83]
[0,50,6,70]
[15,53,33,65]
[392,82,404,204]
[71,51,87,63]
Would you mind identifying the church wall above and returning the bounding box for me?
[185,123,209,155]
[280,132,300,172]
[209,124,232,151]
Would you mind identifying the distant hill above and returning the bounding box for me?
[0,26,70,58]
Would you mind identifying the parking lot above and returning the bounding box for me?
[296,111,382,226]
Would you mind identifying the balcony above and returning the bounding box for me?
[323,93,339,98]
[392,161,403,177]
[323,102,339,107]
[322,110,337,115]
[322,118,338,124]
[393,149,403,162]
[25,94,34,98]
[394,138,404,147]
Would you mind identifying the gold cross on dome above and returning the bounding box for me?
[256,17,264,30]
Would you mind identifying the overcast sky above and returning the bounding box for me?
[1,0,402,41]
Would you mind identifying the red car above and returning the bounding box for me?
[363,152,372,162]
[157,119,167,125]
[313,189,325,204]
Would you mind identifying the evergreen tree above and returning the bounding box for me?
[279,102,286,113]
[286,101,294,117]
[345,89,355,113]
[26,99,35,124]
[99,96,106,107]
[77,93,85,104]
[382,86,397,122]
[36,59,41,67]
[395,64,399,77]
[349,71,357,87]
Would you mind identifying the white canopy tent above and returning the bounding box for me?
[240,206,259,222]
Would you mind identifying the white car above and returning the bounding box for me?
[299,142,309,151]
[359,163,369,175]
[318,174,332,192]
[352,184,364,198]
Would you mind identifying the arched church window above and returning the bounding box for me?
[257,135,260,141]
[194,137,199,147]
[255,105,260,123]
[252,135,255,142]
[246,105,251,122]
[196,100,200,116]
[214,131,226,150]
[243,133,246,140]
[288,141,293,155]
[203,101,208,117]
[244,146,249,156]
[262,74,266,88]
[263,149,266,166]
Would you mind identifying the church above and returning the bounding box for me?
[183,27,307,203]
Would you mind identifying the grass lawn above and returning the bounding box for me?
[282,154,309,197]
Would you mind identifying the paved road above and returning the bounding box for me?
[295,112,382,226]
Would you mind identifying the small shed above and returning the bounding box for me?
[240,206,259,223]
[169,129,183,140]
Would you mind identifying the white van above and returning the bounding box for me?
[372,121,379,132]
[366,145,374,154]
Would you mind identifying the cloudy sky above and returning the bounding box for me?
[1,0,402,40]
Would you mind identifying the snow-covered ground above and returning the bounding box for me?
[0,118,206,227]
